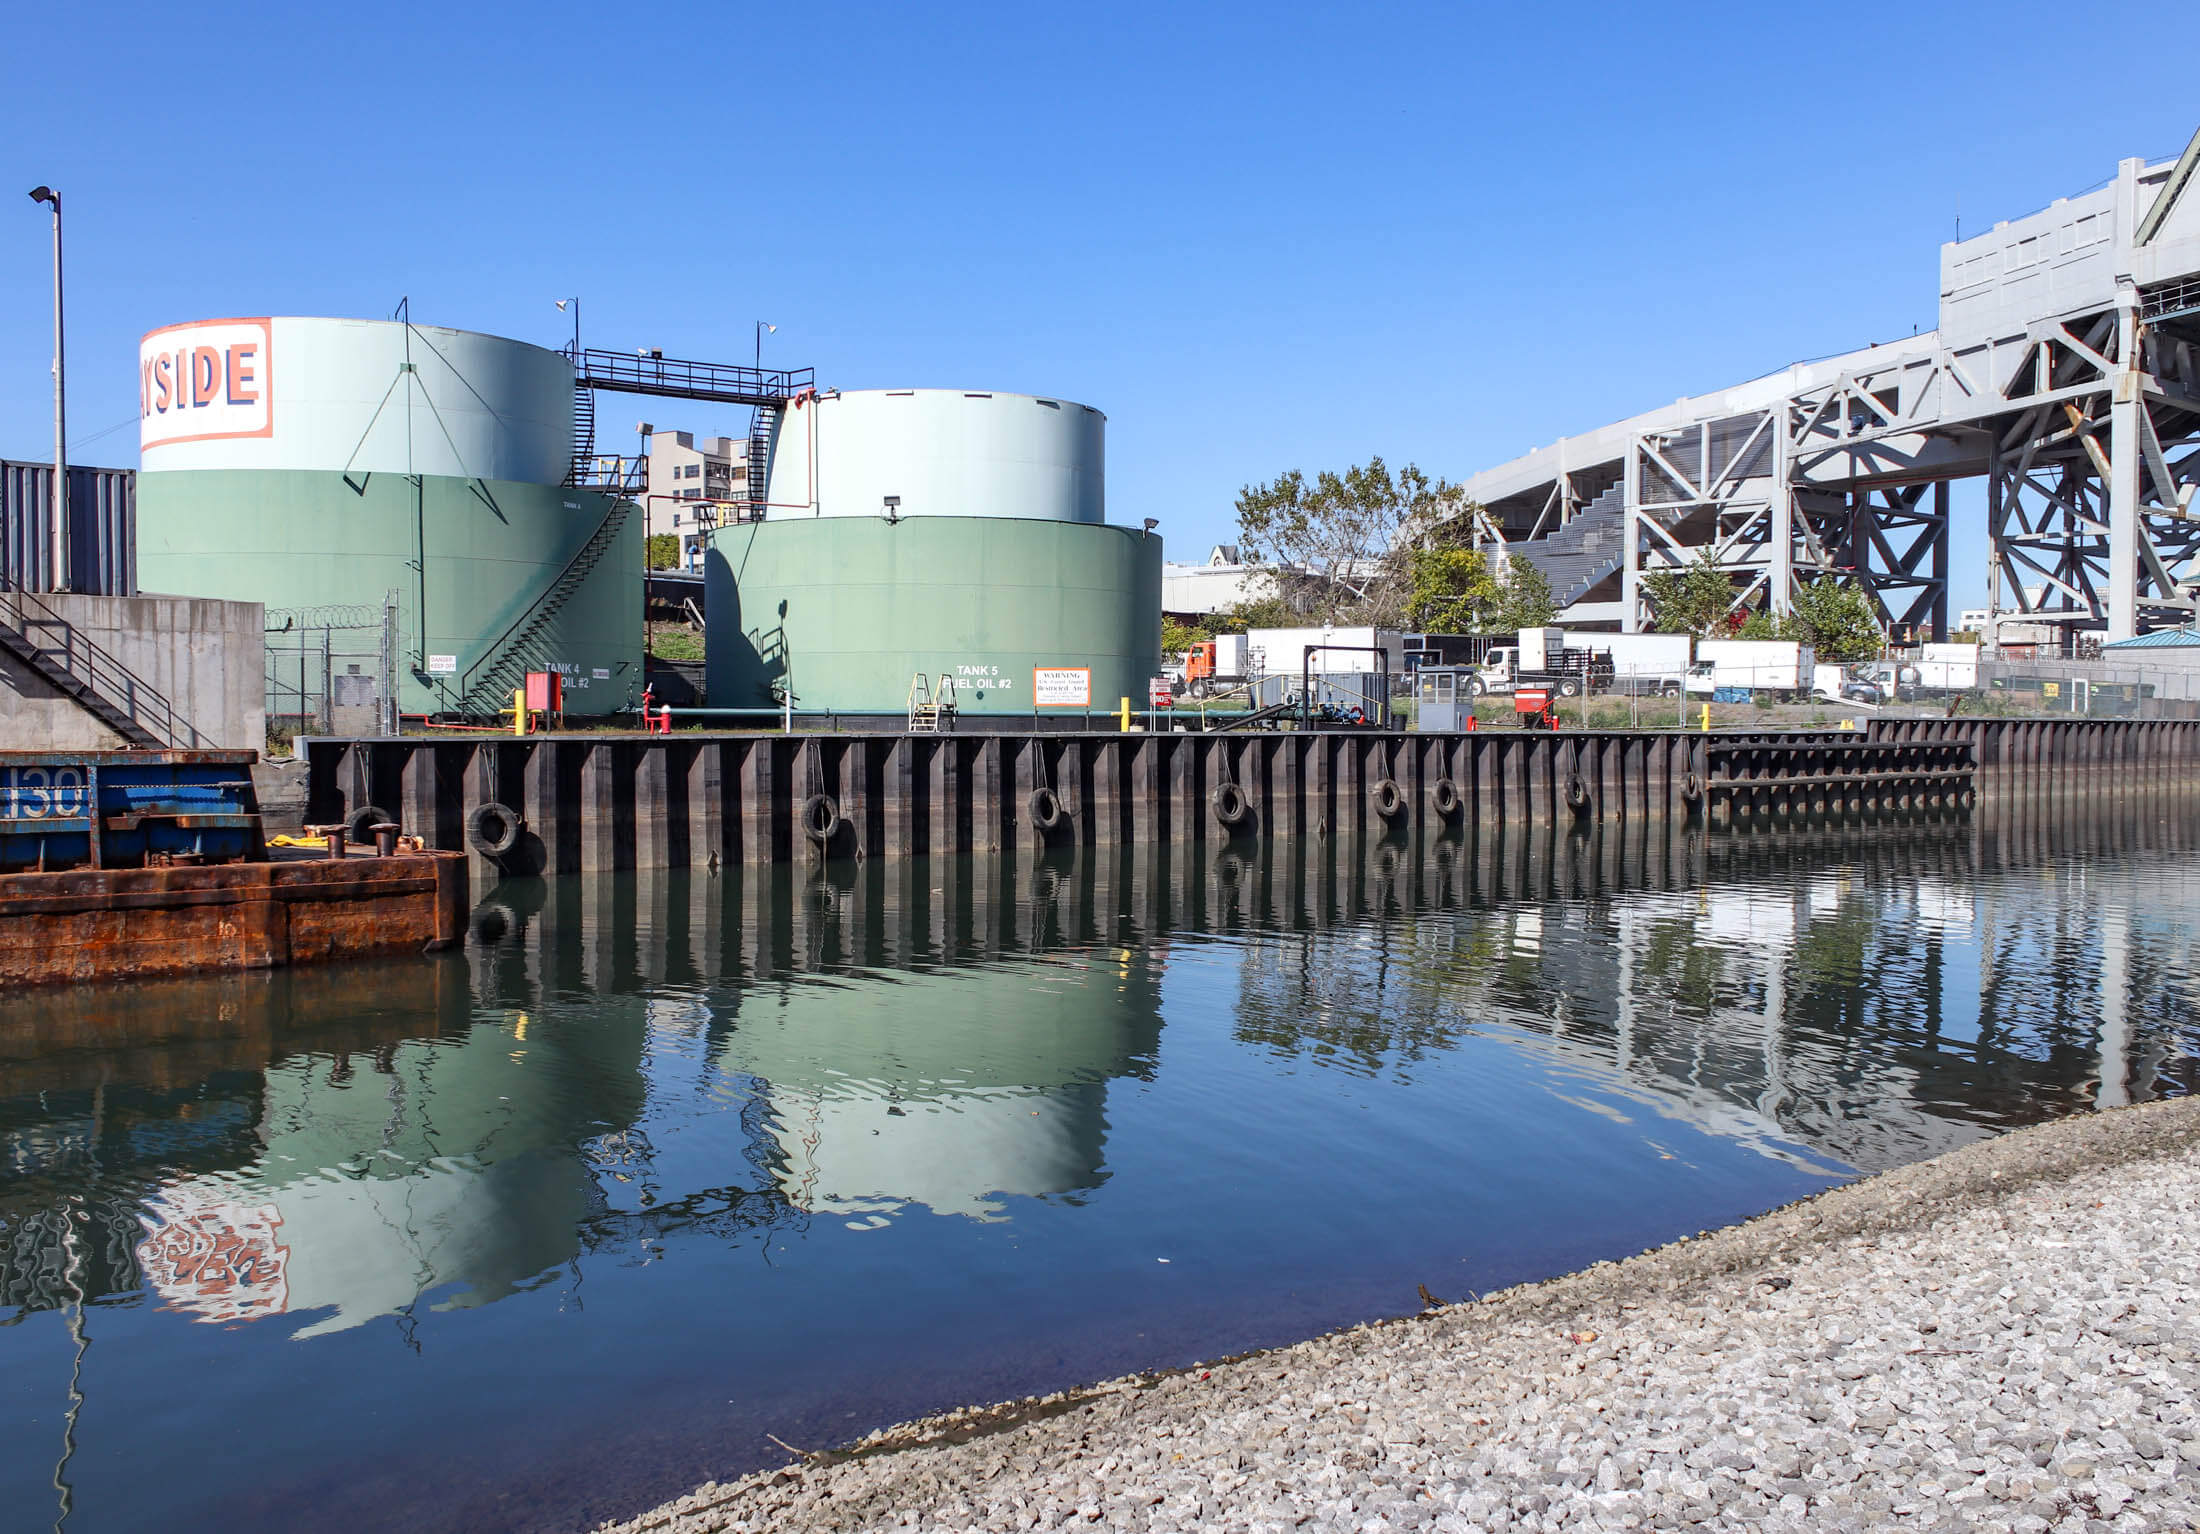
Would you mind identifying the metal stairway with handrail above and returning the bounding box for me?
[0,578,203,747]
[449,500,637,716]
[907,673,956,732]
[746,405,779,523]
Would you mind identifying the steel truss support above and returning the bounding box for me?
[1621,411,1779,632]
[1984,295,2200,641]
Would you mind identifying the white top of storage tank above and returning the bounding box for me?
[766,387,1106,523]
[138,317,573,486]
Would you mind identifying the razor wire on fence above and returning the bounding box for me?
[264,590,400,738]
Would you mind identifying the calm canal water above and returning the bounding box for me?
[5,791,2199,1532]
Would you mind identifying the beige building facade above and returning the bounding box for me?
[645,431,747,569]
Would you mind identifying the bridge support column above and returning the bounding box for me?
[2107,291,2144,644]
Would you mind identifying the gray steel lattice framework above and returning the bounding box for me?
[1467,130,2200,643]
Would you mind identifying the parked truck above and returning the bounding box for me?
[1470,628,1612,697]
[1182,633,1251,698]
[1914,643,1980,692]
[1684,640,1816,700]
[1588,632,1693,696]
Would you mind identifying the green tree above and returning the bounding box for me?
[645,533,680,571]
[1735,607,1785,640]
[1642,550,1739,638]
[1160,615,1211,655]
[1235,457,1475,625]
[1490,558,1558,632]
[1785,579,1884,661]
[1405,547,1499,631]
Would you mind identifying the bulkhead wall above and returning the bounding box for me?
[136,471,642,717]
[705,515,1161,714]
[763,389,1105,523]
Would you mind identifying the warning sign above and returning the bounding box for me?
[1033,667,1092,706]
[1148,677,1173,707]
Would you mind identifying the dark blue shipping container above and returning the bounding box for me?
[0,458,136,595]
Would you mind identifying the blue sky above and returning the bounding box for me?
[4,1,2192,611]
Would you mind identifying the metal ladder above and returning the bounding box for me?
[746,404,777,521]
[566,384,597,487]
[907,673,956,732]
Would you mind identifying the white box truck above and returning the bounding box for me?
[1916,643,1979,692]
[1246,626,1405,676]
[1685,640,1815,698]
[1583,632,1692,696]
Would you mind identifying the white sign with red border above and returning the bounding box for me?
[140,318,273,450]
[1032,667,1092,707]
[1147,677,1173,707]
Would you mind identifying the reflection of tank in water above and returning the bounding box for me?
[717,957,1162,1221]
[0,957,657,1336]
[156,1001,655,1336]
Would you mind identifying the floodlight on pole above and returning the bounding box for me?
[555,297,579,358]
[28,185,65,591]
[756,321,776,370]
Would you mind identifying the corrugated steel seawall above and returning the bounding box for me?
[300,717,2200,883]
[0,458,136,595]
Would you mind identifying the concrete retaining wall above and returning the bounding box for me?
[0,592,264,751]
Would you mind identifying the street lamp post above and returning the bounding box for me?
[29,185,65,592]
[556,296,580,358]
[755,320,775,371]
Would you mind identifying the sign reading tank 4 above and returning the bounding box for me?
[141,319,273,447]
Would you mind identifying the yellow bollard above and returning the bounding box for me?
[1119,696,1132,731]
[513,686,528,737]
[1699,702,1711,732]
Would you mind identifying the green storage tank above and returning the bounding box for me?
[134,317,641,719]
[705,388,1161,715]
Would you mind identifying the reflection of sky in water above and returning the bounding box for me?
[2,807,2198,1534]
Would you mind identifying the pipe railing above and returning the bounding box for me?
[0,575,197,747]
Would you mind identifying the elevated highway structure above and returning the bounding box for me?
[1466,130,2200,643]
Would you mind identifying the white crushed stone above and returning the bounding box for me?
[600,1099,2200,1533]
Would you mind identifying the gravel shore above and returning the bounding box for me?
[602,1098,2200,1534]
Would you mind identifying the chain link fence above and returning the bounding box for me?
[1968,656,2200,718]
[265,592,399,741]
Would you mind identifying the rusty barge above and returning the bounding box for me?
[0,749,465,988]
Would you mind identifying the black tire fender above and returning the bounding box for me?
[1564,773,1591,815]
[1369,777,1406,820]
[345,804,393,844]
[1429,776,1463,818]
[465,801,522,858]
[801,792,846,845]
[1028,786,1064,831]
[1679,771,1704,806]
[1209,781,1250,827]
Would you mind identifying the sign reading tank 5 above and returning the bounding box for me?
[141,319,273,448]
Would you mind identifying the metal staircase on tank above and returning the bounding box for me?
[907,674,956,732]
[746,404,778,522]
[567,383,597,486]
[450,500,636,716]
[0,578,197,747]
[1513,481,1628,609]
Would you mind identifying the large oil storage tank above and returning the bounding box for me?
[705,388,1161,716]
[134,317,641,718]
